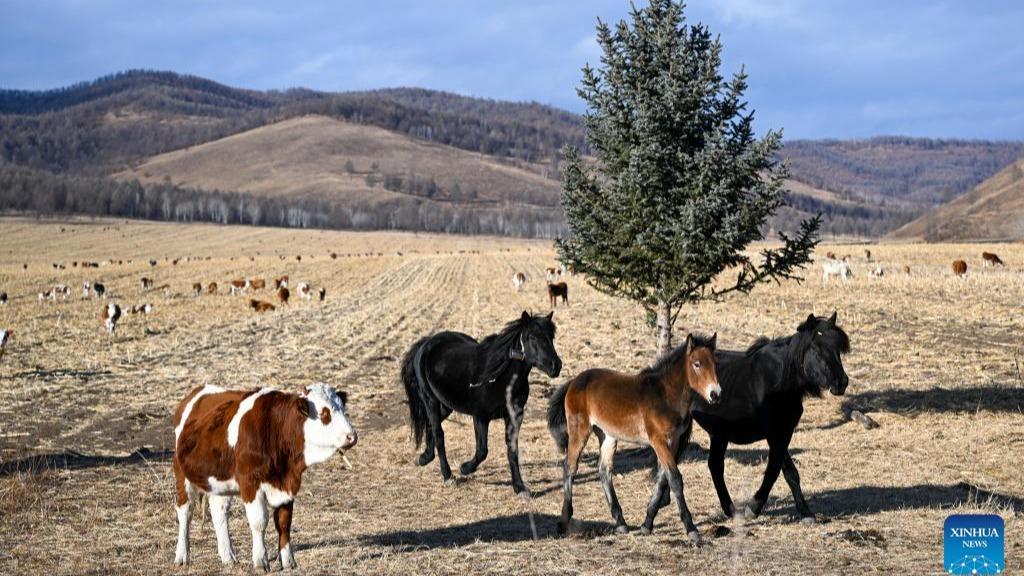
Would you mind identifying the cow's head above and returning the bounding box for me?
[300,383,357,466]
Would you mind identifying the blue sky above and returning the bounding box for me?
[2,0,1022,139]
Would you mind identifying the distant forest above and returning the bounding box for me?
[0,162,566,237]
[1,70,1022,238]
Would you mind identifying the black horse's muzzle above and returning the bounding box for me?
[830,374,849,396]
[541,358,562,378]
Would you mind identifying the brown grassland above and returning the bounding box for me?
[0,217,1021,575]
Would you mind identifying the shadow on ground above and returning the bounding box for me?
[0,447,172,477]
[842,385,1023,415]
[763,482,1024,518]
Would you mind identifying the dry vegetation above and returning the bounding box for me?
[0,217,1021,575]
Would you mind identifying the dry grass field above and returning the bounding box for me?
[0,217,1021,575]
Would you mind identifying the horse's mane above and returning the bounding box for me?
[744,316,850,396]
[477,315,556,385]
[641,333,716,379]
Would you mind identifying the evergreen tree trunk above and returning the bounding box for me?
[656,300,673,359]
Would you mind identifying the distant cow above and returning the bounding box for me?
[171,383,356,569]
[868,265,884,278]
[141,277,154,291]
[248,279,266,291]
[952,260,968,278]
[192,282,203,296]
[274,276,289,290]
[250,299,275,313]
[982,252,1004,267]
[93,282,106,299]
[512,272,526,291]
[902,265,911,275]
[277,287,290,304]
[130,303,154,315]
[149,259,158,267]
[545,267,560,282]
[207,282,219,295]
[103,303,122,333]
[822,259,853,285]
[0,329,10,360]
[0,292,7,305]
[50,285,70,300]
[297,283,312,301]
[864,249,872,262]
[547,282,569,307]
[229,280,247,295]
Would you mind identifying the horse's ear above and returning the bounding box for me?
[828,311,838,325]
[709,332,717,349]
[521,310,531,323]
[685,333,693,353]
[545,311,553,321]
[799,314,816,331]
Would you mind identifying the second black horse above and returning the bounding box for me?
[401,311,562,494]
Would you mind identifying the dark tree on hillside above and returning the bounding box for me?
[556,0,820,357]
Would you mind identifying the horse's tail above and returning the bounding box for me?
[546,380,572,453]
[401,336,432,448]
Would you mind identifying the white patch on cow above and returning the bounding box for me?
[227,388,273,448]
[244,497,269,571]
[208,476,240,495]
[174,385,225,442]
[279,543,296,569]
[207,494,237,564]
[261,483,293,508]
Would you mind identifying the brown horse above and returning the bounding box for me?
[547,282,568,307]
[547,334,720,542]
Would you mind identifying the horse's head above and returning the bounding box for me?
[683,333,721,404]
[796,311,851,396]
[512,311,562,378]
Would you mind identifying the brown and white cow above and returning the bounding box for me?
[512,272,526,292]
[172,383,357,570]
[277,287,290,304]
[207,282,219,295]
[297,283,312,301]
[229,279,247,295]
[192,282,203,296]
[248,279,267,291]
[102,303,122,333]
[0,329,10,361]
[274,276,289,290]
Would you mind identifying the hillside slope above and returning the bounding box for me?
[115,115,560,207]
[889,155,1024,241]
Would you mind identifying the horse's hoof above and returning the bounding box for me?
[443,477,457,487]
[800,516,818,526]
[615,525,629,534]
[640,525,652,535]
[516,489,533,501]
[743,505,756,520]
[415,454,434,466]
[687,530,703,545]
[459,462,477,476]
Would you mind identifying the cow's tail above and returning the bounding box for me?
[546,380,572,453]
[401,336,432,448]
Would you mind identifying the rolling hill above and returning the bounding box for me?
[889,155,1024,241]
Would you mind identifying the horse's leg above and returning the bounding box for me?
[416,404,450,466]
[651,428,701,543]
[459,416,489,476]
[781,451,815,523]
[425,398,454,484]
[558,419,591,534]
[598,435,627,533]
[642,468,669,534]
[708,436,736,517]
[748,439,786,517]
[504,404,528,495]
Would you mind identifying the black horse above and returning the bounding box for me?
[654,312,850,523]
[401,311,562,494]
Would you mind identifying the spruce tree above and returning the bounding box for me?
[557,0,820,356]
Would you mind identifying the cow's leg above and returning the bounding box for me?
[708,436,736,517]
[173,477,198,565]
[504,403,528,495]
[244,495,270,571]
[274,502,297,570]
[598,435,627,532]
[208,494,237,564]
[460,416,490,475]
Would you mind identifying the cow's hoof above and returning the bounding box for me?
[615,525,629,534]
[687,530,703,545]
[254,558,270,572]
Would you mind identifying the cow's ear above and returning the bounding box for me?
[295,396,310,419]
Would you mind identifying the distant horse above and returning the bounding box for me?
[401,312,562,494]
[952,260,968,278]
[864,249,872,262]
[547,282,568,307]
[545,267,559,282]
[821,259,852,285]
[548,334,720,541]
[982,252,1004,267]
[512,272,526,292]
[662,313,850,524]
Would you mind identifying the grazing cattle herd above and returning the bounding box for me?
[0,246,1014,571]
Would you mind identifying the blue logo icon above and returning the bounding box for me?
[944,514,1004,574]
